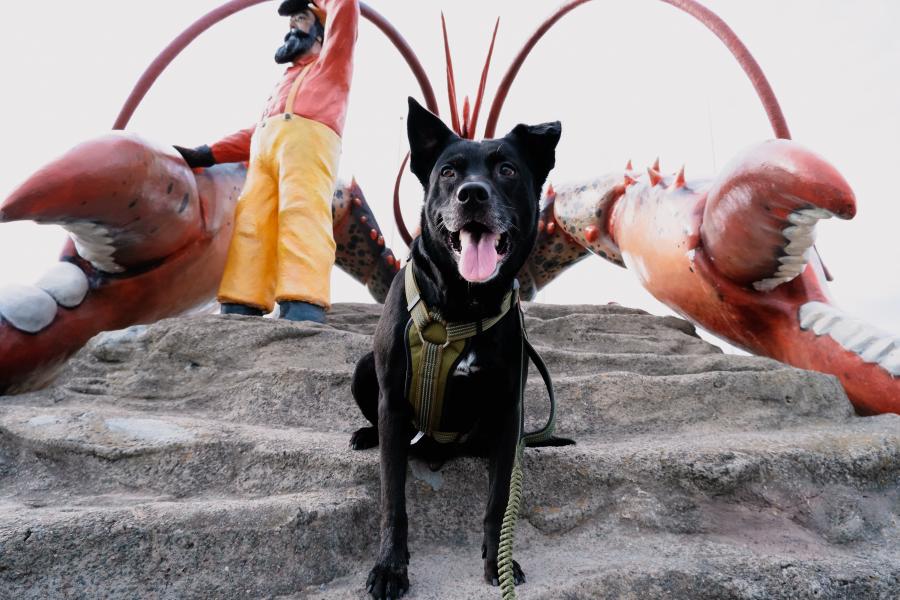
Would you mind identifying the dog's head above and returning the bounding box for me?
[407,97,561,285]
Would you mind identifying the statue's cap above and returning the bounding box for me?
[278,0,326,24]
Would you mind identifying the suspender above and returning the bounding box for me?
[283,64,313,120]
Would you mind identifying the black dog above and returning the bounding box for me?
[350,97,561,599]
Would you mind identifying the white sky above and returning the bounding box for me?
[1,1,898,346]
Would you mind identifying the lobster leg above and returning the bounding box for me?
[332,180,401,303]
[516,186,591,300]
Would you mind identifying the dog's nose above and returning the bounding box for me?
[456,182,490,205]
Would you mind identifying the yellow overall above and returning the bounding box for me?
[217,66,342,311]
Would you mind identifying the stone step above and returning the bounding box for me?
[43,305,720,417]
[3,405,897,541]
[2,456,896,600]
[0,406,376,500]
[397,419,900,541]
[2,304,896,599]
[523,367,852,437]
[7,361,849,440]
[44,360,847,436]
[0,489,378,600]
[523,311,719,356]
[527,346,781,377]
[287,530,900,600]
[522,303,650,319]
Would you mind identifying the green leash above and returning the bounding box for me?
[498,310,558,599]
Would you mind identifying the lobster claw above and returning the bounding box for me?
[1,132,209,273]
[542,140,898,415]
[0,131,245,393]
[700,139,857,291]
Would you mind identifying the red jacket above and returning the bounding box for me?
[210,0,358,163]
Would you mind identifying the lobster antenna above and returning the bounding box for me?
[393,152,413,246]
[483,0,790,140]
[461,97,472,139]
[395,14,499,243]
[483,0,590,138]
[441,13,463,135]
[470,17,500,139]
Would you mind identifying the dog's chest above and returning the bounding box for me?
[452,347,487,376]
[441,343,511,424]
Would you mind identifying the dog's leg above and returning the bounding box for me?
[366,397,412,599]
[350,351,379,450]
[482,408,526,586]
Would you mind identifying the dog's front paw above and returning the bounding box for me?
[350,426,379,450]
[366,562,409,599]
[484,558,526,586]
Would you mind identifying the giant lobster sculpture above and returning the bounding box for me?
[1,0,897,414]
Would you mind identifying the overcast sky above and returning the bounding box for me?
[0,0,898,348]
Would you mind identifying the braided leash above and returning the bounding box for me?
[498,441,525,598]
[497,312,558,599]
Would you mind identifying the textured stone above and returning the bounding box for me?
[0,303,898,599]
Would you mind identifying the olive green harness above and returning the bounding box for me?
[404,264,516,443]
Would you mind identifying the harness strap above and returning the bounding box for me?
[404,265,515,442]
[406,266,514,342]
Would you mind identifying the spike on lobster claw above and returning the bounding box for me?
[625,159,633,171]
[671,166,686,189]
[652,157,660,172]
[546,183,556,198]
[647,167,662,187]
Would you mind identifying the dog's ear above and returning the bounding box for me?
[506,121,562,191]
[407,97,458,187]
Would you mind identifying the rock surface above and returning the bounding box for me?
[0,303,898,599]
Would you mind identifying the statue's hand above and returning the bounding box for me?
[174,144,216,169]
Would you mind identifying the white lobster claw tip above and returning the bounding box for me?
[0,284,58,333]
[37,262,90,308]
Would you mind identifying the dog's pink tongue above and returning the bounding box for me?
[459,230,500,282]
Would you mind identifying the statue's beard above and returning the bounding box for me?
[274,28,316,64]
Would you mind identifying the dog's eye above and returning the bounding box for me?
[499,163,517,178]
[440,166,456,178]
